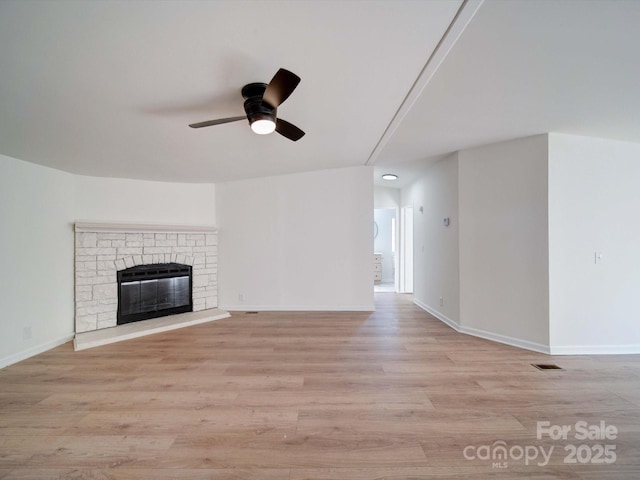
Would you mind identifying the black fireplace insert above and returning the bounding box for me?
[117,263,193,325]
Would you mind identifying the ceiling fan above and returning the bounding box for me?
[189,68,305,141]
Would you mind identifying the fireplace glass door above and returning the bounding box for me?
[117,264,192,325]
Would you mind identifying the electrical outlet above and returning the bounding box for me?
[23,326,32,340]
[439,297,444,307]
[238,293,244,302]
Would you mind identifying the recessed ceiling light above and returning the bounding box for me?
[382,174,398,180]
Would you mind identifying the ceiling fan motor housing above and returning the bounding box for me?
[242,82,276,124]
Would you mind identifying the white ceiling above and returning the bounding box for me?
[2,0,640,186]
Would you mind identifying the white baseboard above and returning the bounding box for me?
[413,298,460,330]
[0,333,75,369]
[550,345,640,355]
[414,298,640,355]
[221,304,375,312]
[413,298,550,355]
[461,324,550,354]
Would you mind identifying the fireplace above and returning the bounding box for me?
[74,223,217,334]
[117,263,193,325]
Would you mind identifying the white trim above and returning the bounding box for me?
[550,345,640,355]
[461,324,550,355]
[366,0,485,165]
[0,333,74,369]
[221,304,375,312]
[413,297,460,330]
[413,298,550,355]
[74,309,230,351]
[75,221,217,233]
[415,297,639,355]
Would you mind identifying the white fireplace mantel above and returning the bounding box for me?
[75,221,217,234]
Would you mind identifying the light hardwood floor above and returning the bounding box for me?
[1,293,639,479]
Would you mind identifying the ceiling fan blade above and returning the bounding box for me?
[276,118,305,141]
[189,116,245,128]
[262,68,300,109]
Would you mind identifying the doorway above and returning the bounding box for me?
[374,208,397,292]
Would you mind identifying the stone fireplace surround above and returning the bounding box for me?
[74,222,218,334]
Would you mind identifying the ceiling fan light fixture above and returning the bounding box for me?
[382,174,398,180]
[189,68,304,141]
[250,118,276,135]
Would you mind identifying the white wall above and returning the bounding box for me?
[216,166,374,311]
[374,186,400,209]
[74,175,216,225]
[548,134,640,353]
[7,131,638,367]
[458,135,549,350]
[0,154,76,367]
[0,162,217,367]
[402,153,460,323]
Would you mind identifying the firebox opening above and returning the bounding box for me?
[117,263,193,325]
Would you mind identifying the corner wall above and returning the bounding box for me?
[399,133,640,355]
[548,134,640,353]
[216,166,374,311]
[0,154,76,367]
[0,156,218,367]
[458,135,550,352]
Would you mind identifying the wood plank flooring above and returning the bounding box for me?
[1,293,640,479]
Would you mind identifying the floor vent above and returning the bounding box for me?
[245,311,259,314]
[532,363,563,370]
